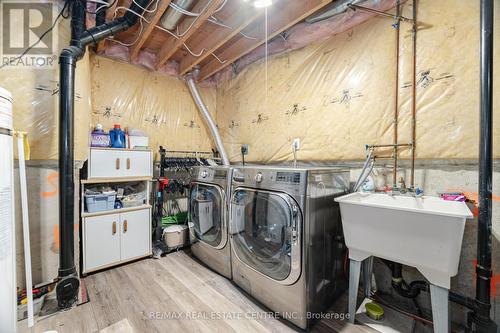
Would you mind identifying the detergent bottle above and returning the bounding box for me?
[109,124,125,148]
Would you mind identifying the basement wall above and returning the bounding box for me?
[1,8,216,286]
[216,0,500,161]
[89,55,217,161]
[215,0,500,325]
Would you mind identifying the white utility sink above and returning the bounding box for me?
[335,192,473,288]
[335,192,473,332]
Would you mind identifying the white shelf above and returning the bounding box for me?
[81,205,151,218]
[82,176,152,184]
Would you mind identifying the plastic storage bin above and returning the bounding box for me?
[85,192,116,213]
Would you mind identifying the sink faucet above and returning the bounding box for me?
[399,177,407,194]
[385,177,423,197]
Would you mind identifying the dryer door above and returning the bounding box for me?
[230,188,302,285]
[189,182,227,249]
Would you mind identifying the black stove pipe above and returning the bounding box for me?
[469,0,497,331]
[56,0,150,309]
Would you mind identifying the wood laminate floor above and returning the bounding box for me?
[18,251,376,333]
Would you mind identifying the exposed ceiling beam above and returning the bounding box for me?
[178,5,263,76]
[155,0,226,69]
[95,0,119,53]
[129,0,172,60]
[198,0,331,81]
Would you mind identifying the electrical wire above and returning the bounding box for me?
[83,0,117,15]
[112,6,150,22]
[182,42,205,57]
[155,24,180,39]
[132,0,159,13]
[239,30,257,40]
[213,0,228,13]
[211,52,227,64]
[106,19,145,46]
[176,0,214,37]
[169,2,200,17]
[208,16,232,29]
[106,0,158,47]
[0,1,70,69]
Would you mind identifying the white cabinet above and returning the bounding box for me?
[89,148,152,179]
[82,147,152,274]
[84,213,121,272]
[120,209,151,261]
[82,208,151,274]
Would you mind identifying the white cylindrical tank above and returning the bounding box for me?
[0,86,16,333]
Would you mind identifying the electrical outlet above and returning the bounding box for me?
[241,144,249,155]
[292,138,301,150]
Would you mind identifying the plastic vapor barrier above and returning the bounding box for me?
[216,0,500,163]
[90,56,217,160]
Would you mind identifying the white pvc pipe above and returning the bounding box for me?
[0,86,16,333]
[17,132,34,328]
[185,73,230,166]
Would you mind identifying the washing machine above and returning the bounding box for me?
[230,166,350,329]
[189,166,233,278]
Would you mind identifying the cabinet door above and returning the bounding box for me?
[120,209,151,261]
[120,150,152,178]
[89,149,123,178]
[84,214,120,272]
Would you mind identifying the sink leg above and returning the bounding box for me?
[430,284,449,333]
[348,259,362,324]
[362,256,374,297]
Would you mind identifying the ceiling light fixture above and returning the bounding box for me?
[253,0,273,8]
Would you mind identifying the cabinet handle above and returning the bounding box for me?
[115,158,120,170]
[126,158,131,170]
[123,220,128,233]
[112,221,117,235]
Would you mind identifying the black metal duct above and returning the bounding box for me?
[469,0,497,332]
[56,0,150,309]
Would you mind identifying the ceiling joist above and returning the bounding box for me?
[98,0,333,82]
[198,0,332,81]
[155,0,226,69]
[129,0,172,60]
[178,3,263,76]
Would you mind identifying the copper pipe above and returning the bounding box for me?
[348,3,413,23]
[393,1,401,188]
[410,0,418,188]
[369,143,412,148]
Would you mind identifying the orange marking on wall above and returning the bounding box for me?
[42,172,59,198]
[52,223,80,252]
[472,259,499,296]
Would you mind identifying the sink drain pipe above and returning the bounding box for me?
[185,70,230,166]
[56,0,150,309]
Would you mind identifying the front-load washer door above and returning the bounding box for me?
[230,188,302,285]
[189,182,227,249]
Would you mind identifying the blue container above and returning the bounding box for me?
[85,193,116,213]
[109,124,125,148]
